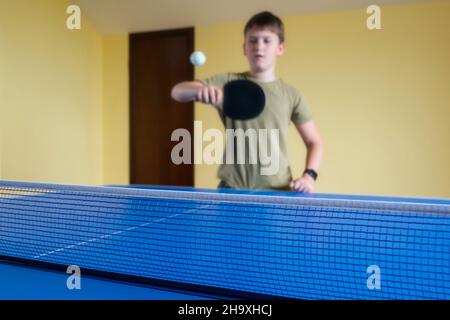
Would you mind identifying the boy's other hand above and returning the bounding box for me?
[290,175,315,193]
[197,85,223,107]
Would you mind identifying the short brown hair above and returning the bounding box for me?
[244,11,285,43]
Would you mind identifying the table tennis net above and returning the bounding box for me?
[0,180,449,299]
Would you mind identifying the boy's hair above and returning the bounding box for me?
[244,11,285,43]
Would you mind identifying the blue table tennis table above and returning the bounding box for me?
[0,181,449,300]
[0,259,213,300]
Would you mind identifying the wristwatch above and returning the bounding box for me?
[303,169,318,181]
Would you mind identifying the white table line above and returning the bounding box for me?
[33,204,212,259]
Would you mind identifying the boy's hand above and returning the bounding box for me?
[289,175,315,193]
[196,85,223,107]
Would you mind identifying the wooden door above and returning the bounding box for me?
[129,28,194,186]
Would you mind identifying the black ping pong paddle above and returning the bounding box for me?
[222,80,265,120]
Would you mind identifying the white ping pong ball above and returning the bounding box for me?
[190,51,206,66]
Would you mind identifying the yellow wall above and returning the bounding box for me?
[0,12,4,179]
[102,35,129,185]
[0,0,103,184]
[195,1,450,198]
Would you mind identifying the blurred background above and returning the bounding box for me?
[0,0,449,198]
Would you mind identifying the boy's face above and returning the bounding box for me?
[244,27,285,73]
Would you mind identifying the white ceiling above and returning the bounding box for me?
[72,0,428,35]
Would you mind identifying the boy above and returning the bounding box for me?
[171,11,323,192]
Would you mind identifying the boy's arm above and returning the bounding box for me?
[171,81,223,106]
[290,120,324,193]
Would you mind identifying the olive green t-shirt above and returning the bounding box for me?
[199,72,312,190]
